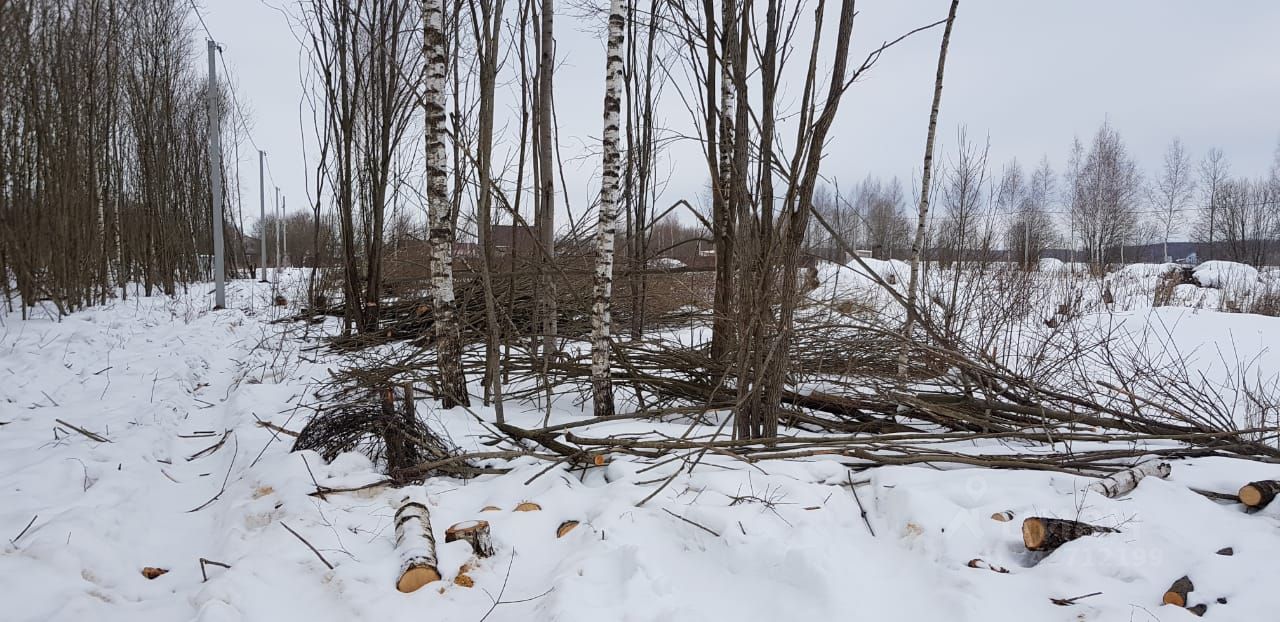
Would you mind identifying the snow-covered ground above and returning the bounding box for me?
[3,270,1280,621]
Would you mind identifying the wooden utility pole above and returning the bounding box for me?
[207,40,225,309]
[259,150,267,281]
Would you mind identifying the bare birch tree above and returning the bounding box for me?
[1149,138,1195,263]
[1197,147,1229,261]
[589,0,626,418]
[425,0,469,408]
[900,0,959,378]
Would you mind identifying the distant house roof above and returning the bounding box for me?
[490,224,541,252]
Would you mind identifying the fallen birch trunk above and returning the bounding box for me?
[395,495,440,593]
[1087,459,1171,498]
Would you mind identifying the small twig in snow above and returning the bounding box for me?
[54,419,109,443]
[662,508,720,537]
[199,557,231,582]
[187,430,232,461]
[477,550,554,622]
[280,521,334,570]
[849,471,875,536]
[10,514,38,544]
[1051,591,1102,606]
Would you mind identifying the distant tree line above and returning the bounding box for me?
[808,121,1280,271]
[0,0,257,316]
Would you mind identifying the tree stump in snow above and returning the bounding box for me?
[557,520,580,538]
[1238,480,1280,509]
[394,497,440,593]
[141,567,168,579]
[1162,576,1194,607]
[1087,460,1171,498]
[445,520,494,558]
[1022,517,1118,553]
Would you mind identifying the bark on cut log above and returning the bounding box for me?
[514,501,541,512]
[1087,459,1171,498]
[395,497,440,593]
[557,520,579,538]
[1162,576,1194,607]
[1187,604,1207,617]
[966,558,1009,573]
[1022,517,1118,553]
[1216,547,1234,556]
[445,520,494,558]
[1238,480,1280,509]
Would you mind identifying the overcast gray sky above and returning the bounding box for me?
[203,0,1280,229]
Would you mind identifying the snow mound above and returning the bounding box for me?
[1037,257,1067,272]
[1193,260,1259,288]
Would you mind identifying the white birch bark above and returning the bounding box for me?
[899,0,959,378]
[1087,459,1171,498]
[394,495,440,592]
[425,0,468,408]
[590,0,627,418]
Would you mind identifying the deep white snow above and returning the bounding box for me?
[2,270,1280,621]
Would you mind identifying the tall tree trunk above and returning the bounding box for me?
[710,0,737,362]
[536,0,557,358]
[473,0,505,421]
[900,0,959,378]
[590,0,627,418]
[425,0,469,409]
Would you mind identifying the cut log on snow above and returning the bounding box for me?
[1162,576,1194,607]
[990,510,1014,522]
[394,497,440,593]
[514,501,541,512]
[557,520,580,538]
[445,520,494,558]
[480,505,502,512]
[1238,480,1280,509]
[1087,459,1171,498]
[1022,517,1118,553]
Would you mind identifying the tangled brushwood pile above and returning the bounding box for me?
[281,252,1280,494]
[293,381,479,482]
[291,261,708,351]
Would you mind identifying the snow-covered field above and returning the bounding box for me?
[3,268,1280,621]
